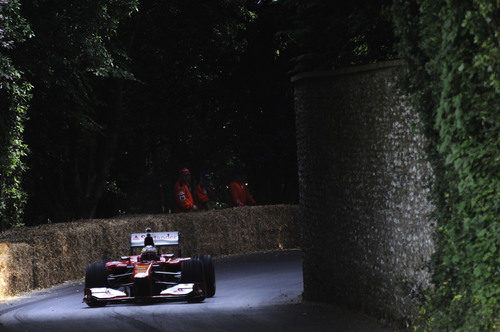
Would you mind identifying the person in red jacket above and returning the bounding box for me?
[174,168,197,212]
[229,172,256,207]
[193,173,214,211]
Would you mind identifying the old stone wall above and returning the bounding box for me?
[293,61,434,321]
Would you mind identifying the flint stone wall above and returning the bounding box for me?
[292,60,434,321]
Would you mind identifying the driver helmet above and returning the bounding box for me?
[141,245,158,262]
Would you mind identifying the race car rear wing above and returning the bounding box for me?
[130,231,179,248]
[130,230,180,255]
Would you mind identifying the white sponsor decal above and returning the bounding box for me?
[130,231,179,247]
[160,283,194,296]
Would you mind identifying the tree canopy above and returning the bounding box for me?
[3,0,302,225]
[0,0,32,229]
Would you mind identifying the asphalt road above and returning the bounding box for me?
[0,250,388,332]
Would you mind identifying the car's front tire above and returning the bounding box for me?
[193,255,215,297]
[85,262,108,307]
[180,259,206,302]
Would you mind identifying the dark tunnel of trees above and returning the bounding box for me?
[1,0,395,225]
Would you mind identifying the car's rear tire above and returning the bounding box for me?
[194,255,215,297]
[85,262,108,307]
[180,259,205,302]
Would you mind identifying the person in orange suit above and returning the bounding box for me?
[174,168,197,212]
[229,172,256,207]
[194,173,214,211]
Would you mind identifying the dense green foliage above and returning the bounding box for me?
[1,0,298,224]
[17,0,140,221]
[277,0,396,73]
[0,0,32,229]
[111,0,298,215]
[393,0,499,329]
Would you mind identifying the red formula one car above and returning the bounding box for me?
[83,228,215,307]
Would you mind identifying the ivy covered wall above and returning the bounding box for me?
[392,1,499,330]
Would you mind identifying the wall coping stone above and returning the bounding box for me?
[290,60,405,83]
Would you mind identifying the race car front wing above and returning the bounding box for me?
[83,283,204,304]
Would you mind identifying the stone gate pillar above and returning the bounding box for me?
[292,60,434,321]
